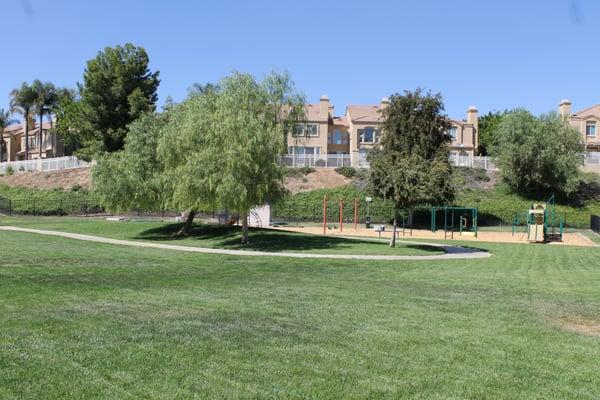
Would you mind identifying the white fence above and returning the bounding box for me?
[0,156,92,175]
[279,154,499,170]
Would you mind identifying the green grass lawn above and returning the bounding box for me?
[1,217,600,399]
[0,216,444,256]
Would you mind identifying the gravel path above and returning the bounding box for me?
[0,226,491,261]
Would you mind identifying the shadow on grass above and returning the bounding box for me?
[134,223,441,254]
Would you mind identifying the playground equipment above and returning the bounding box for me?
[512,195,564,243]
[322,196,360,235]
[431,206,478,239]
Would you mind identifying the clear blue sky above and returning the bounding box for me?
[1,0,598,120]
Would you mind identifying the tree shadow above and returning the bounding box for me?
[134,223,442,254]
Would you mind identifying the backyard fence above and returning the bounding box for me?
[0,156,93,175]
[279,154,499,170]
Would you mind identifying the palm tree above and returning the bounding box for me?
[32,80,58,157]
[0,108,16,162]
[10,82,38,160]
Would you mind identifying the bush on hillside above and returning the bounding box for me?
[493,110,584,196]
[335,166,357,178]
[0,184,102,215]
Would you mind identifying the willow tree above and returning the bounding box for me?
[92,112,170,215]
[159,71,304,242]
[369,89,454,247]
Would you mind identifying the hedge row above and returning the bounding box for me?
[273,185,600,229]
[0,184,102,215]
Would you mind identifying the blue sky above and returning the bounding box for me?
[1,0,598,120]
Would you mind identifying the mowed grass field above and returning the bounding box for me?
[1,217,600,399]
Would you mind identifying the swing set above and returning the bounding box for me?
[430,206,478,239]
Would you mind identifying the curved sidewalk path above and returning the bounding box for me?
[0,226,491,261]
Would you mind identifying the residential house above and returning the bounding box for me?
[287,95,479,167]
[559,99,600,152]
[1,117,65,162]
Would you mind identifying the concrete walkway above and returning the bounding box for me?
[0,226,491,261]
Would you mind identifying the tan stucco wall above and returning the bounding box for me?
[569,117,600,149]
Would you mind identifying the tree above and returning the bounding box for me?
[31,80,58,157]
[159,71,304,242]
[93,112,170,213]
[59,43,160,159]
[10,82,38,160]
[93,71,303,243]
[493,109,584,196]
[368,89,454,247]
[477,110,514,156]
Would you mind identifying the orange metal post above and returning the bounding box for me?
[339,199,344,233]
[323,196,328,235]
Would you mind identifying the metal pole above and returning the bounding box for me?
[354,199,358,230]
[323,196,327,235]
[339,199,343,233]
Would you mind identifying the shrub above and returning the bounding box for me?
[493,110,584,196]
[335,166,357,178]
[6,166,14,175]
[0,183,102,215]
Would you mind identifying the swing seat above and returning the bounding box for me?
[460,231,476,237]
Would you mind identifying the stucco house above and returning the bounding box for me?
[287,95,478,167]
[1,117,65,162]
[559,99,600,152]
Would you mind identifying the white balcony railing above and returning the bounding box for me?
[0,156,93,175]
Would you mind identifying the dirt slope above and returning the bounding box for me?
[285,169,351,194]
[0,167,92,190]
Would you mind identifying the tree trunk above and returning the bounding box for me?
[0,131,4,163]
[39,113,43,158]
[24,112,29,160]
[177,210,196,236]
[241,212,249,244]
[389,213,397,248]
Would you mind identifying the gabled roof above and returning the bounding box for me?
[346,105,382,123]
[572,104,600,119]
[303,104,327,122]
[1,121,52,136]
[331,116,349,127]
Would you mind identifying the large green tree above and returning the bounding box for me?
[93,112,169,213]
[93,71,303,243]
[9,82,38,160]
[477,110,514,156]
[58,43,160,159]
[369,89,454,247]
[493,109,584,196]
[159,71,303,242]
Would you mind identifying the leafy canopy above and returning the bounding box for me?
[369,89,454,213]
[493,109,585,196]
[58,43,160,159]
[93,70,304,242]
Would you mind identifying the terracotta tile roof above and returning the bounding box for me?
[572,104,600,119]
[332,116,348,127]
[303,104,327,122]
[346,105,382,123]
[2,122,52,136]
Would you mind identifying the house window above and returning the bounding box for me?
[448,127,457,140]
[328,129,349,145]
[358,127,377,143]
[293,123,319,137]
[586,121,596,137]
[289,146,320,155]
